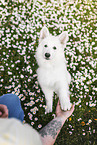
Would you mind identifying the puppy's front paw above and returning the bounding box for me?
[61,101,72,111]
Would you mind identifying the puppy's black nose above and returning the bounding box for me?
[45,53,50,58]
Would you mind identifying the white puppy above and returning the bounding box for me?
[35,27,72,113]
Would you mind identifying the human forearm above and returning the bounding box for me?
[39,117,66,145]
[39,103,74,145]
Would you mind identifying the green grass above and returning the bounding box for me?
[0,0,97,144]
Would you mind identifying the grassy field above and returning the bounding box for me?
[0,0,97,144]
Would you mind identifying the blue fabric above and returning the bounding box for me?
[0,94,24,122]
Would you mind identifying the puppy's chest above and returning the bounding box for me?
[38,68,61,86]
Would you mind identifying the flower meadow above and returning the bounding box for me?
[0,0,97,144]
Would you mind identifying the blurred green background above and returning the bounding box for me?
[0,0,97,144]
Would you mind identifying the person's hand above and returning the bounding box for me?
[0,104,8,118]
[56,100,74,120]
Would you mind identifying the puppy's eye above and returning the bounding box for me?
[53,46,57,50]
[44,44,48,48]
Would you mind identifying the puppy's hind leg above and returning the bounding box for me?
[42,87,53,113]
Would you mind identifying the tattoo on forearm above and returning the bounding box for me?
[39,119,62,139]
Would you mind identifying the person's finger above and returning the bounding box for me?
[66,104,75,117]
[2,113,8,118]
[70,104,75,113]
[0,111,2,116]
[0,105,8,118]
[1,110,8,118]
[56,100,61,115]
[56,100,60,109]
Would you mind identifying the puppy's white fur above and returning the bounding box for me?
[36,27,72,113]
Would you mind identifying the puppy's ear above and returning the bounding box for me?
[39,27,49,42]
[59,31,68,47]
